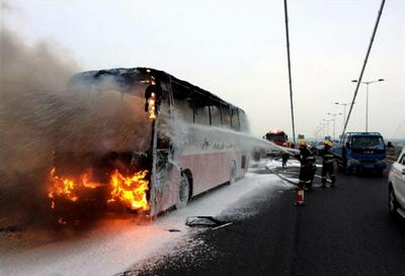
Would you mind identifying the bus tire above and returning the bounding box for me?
[229,161,237,185]
[175,172,191,209]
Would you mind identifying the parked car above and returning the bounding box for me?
[388,147,405,218]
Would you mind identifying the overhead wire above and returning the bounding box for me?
[391,119,405,139]
[341,0,386,139]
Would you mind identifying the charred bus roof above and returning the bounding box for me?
[67,67,245,114]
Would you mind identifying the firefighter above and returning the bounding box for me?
[320,139,336,187]
[297,140,315,191]
[387,141,397,161]
[281,151,290,168]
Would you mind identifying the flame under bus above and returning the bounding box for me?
[49,68,250,219]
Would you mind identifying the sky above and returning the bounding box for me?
[2,0,404,140]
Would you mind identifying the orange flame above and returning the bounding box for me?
[148,92,156,120]
[108,170,149,211]
[48,167,150,212]
[80,170,103,189]
[48,168,102,208]
[48,167,80,204]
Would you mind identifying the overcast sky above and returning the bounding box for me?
[2,0,405,139]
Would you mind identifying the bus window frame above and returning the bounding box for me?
[209,104,223,127]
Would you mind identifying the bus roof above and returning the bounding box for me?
[68,67,245,113]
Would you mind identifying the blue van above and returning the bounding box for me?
[333,132,386,175]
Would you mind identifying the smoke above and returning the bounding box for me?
[0,25,79,227]
[0,8,294,228]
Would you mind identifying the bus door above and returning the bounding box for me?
[150,81,183,216]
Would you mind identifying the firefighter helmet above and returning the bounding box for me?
[299,140,308,147]
[324,140,333,147]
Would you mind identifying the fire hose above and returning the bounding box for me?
[266,164,332,185]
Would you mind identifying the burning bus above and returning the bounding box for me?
[48,67,250,219]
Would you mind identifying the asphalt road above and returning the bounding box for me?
[122,165,405,276]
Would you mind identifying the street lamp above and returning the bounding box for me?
[335,102,350,128]
[322,123,326,139]
[322,119,331,138]
[351,79,385,132]
[328,112,343,141]
[316,125,323,141]
[318,123,325,139]
[314,126,322,141]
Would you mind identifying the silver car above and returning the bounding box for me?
[389,147,405,218]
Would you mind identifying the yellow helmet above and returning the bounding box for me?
[299,140,308,147]
[324,140,333,147]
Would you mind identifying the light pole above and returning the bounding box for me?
[351,79,384,132]
[323,119,331,138]
[314,127,318,141]
[335,102,350,129]
[321,123,326,139]
[328,112,343,141]
[316,125,323,141]
[318,123,324,140]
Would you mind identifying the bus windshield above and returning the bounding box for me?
[56,78,152,155]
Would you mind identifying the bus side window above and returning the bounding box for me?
[231,108,240,131]
[239,110,249,132]
[174,99,193,124]
[194,105,210,126]
[158,92,170,118]
[222,106,232,128]
[171,82,194,124]
[157,93,171,150]
[210,105,222,127]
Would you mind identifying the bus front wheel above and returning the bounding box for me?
[176,173,191,209]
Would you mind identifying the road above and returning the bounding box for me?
[123,164,405,276]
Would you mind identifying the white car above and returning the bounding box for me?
[388,147,405,218]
